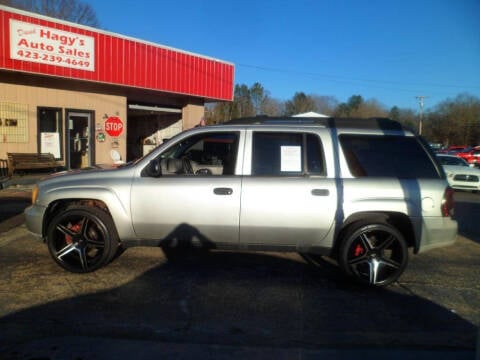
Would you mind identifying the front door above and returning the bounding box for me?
[67,111,92,169]
[131,130,243,246]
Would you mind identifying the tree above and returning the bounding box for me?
[260,97,284,116]
[347,95,363,112]
[205,102,234,124]
[334,95,364,116]
[355,98,388,118]
[1,0,99,27]
[334,95,387,118]
[389,106,400,122]
[395,108,417,131]
[334,103,350,117]
[231,84,255,119]
[206,82,280,123]
[249,82,267,115]
[424,93,480,146]
[284,92,317,116]
[310,95,338,116]
[206,84,479,144]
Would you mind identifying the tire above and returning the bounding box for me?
[338,222,408,286]
[46,205,119,273]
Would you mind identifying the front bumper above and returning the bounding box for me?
[450,183,480,191]
[24,204,47,241]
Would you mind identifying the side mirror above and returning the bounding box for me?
[147,159,162,177]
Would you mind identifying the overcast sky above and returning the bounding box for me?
[94,0,480,111]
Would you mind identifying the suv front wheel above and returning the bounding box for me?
[46,205,119,273]
[338,222,408,286]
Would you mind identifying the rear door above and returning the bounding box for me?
[239,130,337,248]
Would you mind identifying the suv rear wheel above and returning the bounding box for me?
[46,205,119,273]
[338,222,408,286]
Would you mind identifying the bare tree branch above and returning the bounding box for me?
[1,0,99,27]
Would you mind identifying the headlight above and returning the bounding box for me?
[31,184,39,204]
[447,172,454,178]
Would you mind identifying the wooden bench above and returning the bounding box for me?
[7,152,60,177]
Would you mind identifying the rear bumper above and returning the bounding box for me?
[417,216,458,253]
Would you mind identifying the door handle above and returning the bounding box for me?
[311,189,329,196]
[214,187,233,195]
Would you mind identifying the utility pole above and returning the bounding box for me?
[415,96,428,135]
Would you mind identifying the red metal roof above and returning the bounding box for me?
[0,6,234,101]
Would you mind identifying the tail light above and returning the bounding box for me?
[441,187,455,217]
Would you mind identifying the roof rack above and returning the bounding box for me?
[223,116,408,131]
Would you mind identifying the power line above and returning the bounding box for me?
[237,63,480,90]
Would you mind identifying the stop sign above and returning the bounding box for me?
[104,116,124,137]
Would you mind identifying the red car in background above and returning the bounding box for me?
[456,146,480,166]
[438,145,469,154]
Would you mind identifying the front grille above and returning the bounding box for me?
[453,174,479,182]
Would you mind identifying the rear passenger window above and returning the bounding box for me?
[252,132,325,176]
[340,135,440,178]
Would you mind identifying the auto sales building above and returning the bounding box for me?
[0,5,234,170]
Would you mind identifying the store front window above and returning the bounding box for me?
[37,107,63,160]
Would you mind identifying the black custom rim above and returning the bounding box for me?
[50,213,107,272]
[346,227,406,285]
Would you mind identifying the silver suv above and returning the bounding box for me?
[25,117,457,286]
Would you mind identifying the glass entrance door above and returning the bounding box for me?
[67,111,92,169]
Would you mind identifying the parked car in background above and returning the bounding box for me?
[428,143,444,152]
[437,145,469,155]
[436,154,480,192]
[456,146,480,167]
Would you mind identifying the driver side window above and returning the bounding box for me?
[158,132,239,176]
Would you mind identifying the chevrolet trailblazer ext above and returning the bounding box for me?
[25,117,457,286]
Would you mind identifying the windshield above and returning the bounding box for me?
[437,156,469,166]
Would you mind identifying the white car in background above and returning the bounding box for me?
[436,154,480,192]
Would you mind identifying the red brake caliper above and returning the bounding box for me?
[65,223,82,244]
[354,243,365,257]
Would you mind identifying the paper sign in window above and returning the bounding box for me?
[41,132,61,158]
[281,146,301,172]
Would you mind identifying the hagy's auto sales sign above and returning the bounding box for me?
[9,19,95,71]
